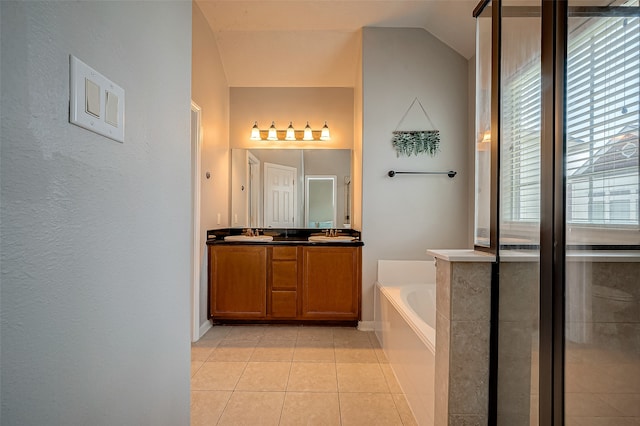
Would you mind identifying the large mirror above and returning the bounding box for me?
[231,149,351,229]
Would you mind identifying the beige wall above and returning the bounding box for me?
[352,29,364,231]
[230,87,354,150]
[192,3,230,329]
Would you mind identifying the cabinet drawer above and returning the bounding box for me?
[272,261,297,290]
[272,246,297,260]
[271,291,297,318]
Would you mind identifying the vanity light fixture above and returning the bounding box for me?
[320,121,331,141]
[303,121,314,141]
[267,121,278,141]
[248,121,331,141]
[250,121,261,140]
[285,122,296,141]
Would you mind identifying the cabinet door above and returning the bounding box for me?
[301,247,361,320]
[210,246,266,318]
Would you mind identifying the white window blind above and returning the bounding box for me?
[566,12,639,226]
[501,8,639,231]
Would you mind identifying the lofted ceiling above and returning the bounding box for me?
[196,0,477,87]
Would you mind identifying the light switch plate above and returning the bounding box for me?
[70,55,125,143]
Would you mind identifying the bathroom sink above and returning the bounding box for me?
[224,235,274,242]
[308,235,356,242]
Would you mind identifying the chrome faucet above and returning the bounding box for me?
[324,229,338,237]
[244,228,259,237]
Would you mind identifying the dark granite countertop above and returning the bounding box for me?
[206,228,364,247]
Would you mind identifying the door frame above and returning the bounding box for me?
[190,101,202,342]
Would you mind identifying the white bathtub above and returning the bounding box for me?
[374,260,436,426]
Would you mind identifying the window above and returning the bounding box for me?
[501,8,639,243]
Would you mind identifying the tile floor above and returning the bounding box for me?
[191,325,418,426]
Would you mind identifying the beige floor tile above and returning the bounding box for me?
[217,391,285,426]
[209,340,257,362]
[262,326,299,341]
[566,392,623,417]
[293,340,335,362]
[381,364,403,393]
[369,332,383,348]
[250,340,295,362]
[334,347,379,363]
[190,390,231,426]
[565,416,640,426]
[392,393,418,426]
[391,393,418,426]
[375,348,390,363]
[336,363,390,393]
[599,393,640,417]
[280,392,341,426]
[191,360,204,377]
[191,361,246,391]
[339,392,403,426]
[223,325,267,341]
[235,361,291,391]
[191,346,215,362]
[333,327,371,344]
[296,326,334,342]
[201,325,231,340]
[287,362,338,392]
[192,337,222,348]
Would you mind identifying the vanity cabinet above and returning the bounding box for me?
[301,247,361,320]
[208,244,361,323]
[209,246,267,318]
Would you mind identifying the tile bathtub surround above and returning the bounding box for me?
[434,259,492,424]
[191,325,417,426]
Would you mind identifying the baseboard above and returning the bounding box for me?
[198,320,212,339]
[357,321,375,331]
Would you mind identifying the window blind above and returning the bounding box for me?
[566,13,639,226]
[501,8,639,231]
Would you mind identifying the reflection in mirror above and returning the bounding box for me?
[231,149,351,228]
[305,176,337,228]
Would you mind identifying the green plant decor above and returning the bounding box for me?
[391,130,440,157]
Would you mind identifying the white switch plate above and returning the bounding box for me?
[70,55,125,143]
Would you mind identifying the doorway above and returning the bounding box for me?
[190,101,202,342]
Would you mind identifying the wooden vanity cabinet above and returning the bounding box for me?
[209,246,267,319]
[208,244,361,323]
[301,247,361,320]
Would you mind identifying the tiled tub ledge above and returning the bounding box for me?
[426,248,493,425]
[427,249,496,262]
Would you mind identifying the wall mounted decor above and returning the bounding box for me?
[391,97,440,157]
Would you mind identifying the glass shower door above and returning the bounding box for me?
[565,3,640,424]
[497,1,542,424]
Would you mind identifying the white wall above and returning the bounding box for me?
[192,2,230,333]
[1,2,191,424]
[361,27,471,321]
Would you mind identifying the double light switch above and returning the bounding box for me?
[70,55,125,143]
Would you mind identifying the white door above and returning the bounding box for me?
[264,162,296,228]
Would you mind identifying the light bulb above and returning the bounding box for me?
[285,122,296,141]
[320,121,330,141]
[267,121,278,141]
[250,121,261,140]
[303,121,313,141]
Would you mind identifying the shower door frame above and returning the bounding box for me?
[473,1,640,424]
